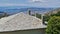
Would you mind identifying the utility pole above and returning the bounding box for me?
[41,13,47,25]
[41,14,43,24]
[35,11,37,17]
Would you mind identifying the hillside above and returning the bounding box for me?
[44,8,60,16]
[44,8,60,21]
[0,6,54,15]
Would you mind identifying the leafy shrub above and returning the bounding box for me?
[46,16,60,34]
[44,11,60,21]
[32,13,41,19]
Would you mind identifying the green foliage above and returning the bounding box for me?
[44,15,51,22]
[36,13,41,19]
[51,11,60,16]
[32,13,41,19]
[46,16,60,34]
[44,11,60,21]
[0,13,9,19]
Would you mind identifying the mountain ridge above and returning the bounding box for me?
[0,7,54,15]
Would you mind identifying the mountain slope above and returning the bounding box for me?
[0,6,54,15]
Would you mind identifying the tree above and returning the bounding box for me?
[0,12,9,19]
[51,11,60,16]
[46,16,60,34]
[44,11,60,22]
[3,12,9,17]
[44,15,51,22]
[32,13,41,19]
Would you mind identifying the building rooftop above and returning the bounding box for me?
[0,12,46,32]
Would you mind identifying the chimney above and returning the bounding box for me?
[41,14,47,25]
[27,9,31,15]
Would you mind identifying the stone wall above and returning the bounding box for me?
[0,28,46,34]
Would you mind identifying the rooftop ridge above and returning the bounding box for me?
[0,12,46,32]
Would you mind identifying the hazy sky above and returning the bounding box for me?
[0,0,60,7]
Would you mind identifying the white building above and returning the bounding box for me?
[0,12,46,34]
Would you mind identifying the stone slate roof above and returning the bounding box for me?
[0,12,46,32]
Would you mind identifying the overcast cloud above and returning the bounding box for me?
[0,0,60,7]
